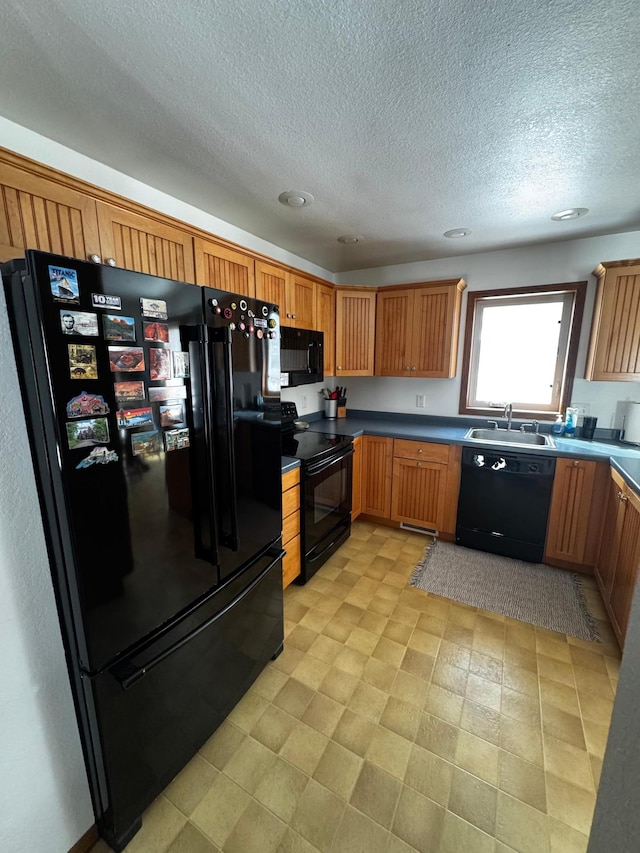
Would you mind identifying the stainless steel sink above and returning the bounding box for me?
[464,428,555,448]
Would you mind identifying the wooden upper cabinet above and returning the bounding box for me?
[0,161,100,263]
[96,202,195,283]
[335,287,377,376]
[316,283,336,376]
[586,259,640,380]
[375,289,413,376]
[193,237,255,296]
[255,261,289,317]
[288,273,316,329]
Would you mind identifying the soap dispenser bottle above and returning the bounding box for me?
[552,414,565,436]
[564,407,578,437]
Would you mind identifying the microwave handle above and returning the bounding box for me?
[307,342,312,372]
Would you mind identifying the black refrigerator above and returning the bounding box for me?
[2,251,284,851]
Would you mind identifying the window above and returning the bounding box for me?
[459,282,587,418]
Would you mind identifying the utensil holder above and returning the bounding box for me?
[325,399,337,419]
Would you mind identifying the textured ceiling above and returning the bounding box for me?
[1,0,639,272]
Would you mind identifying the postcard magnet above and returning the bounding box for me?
[159,402,184,428]
[148,385,187,403]
[140,298,168,320]
[149,347,171,381]
[68,344,98,380]
[92,293,121,310]
[60,310,99,336]
[66,391,110,418]
[76,447,119,469]
[173,351,190,379]
[108,346,145,373]
[66,417,110,450]
[103,315,136,342]
[49,265,80,303]
[131,430,161,456]
[143,321,169,343]
[164,428,190,452]
[117,406,154,429]
[114,381,145,402]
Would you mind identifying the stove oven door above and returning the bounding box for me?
[301,443,354,582]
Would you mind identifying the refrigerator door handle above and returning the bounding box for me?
[111,548,285,689]
[210,326,239,551]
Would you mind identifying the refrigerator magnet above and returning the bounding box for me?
[172,351,190,379]
[114,381,145,403]
[143,321,169,343]
[75,447,119,469]
[108,346,145,373]
[140,298,168,320]
[66,391,110,419]
[68,344,98,380]
[60,310,99,336]
[148,385,187,402]
[131,430,161,456]
[116,406,154,429]
[159,402,184,428]
[91,293,121,310]
[49,265,80,303]
[103,314,136,342]
[164,428,190,452]
[66,417,110,450]
[149,347,171,381]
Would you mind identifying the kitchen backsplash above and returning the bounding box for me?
[280,380,333,416]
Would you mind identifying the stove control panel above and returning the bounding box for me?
[281,402,299,424]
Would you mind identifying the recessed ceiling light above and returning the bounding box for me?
[337,235,362,244]
[551,208,589,221]
[278,190,314,207]
[443,228,471,238]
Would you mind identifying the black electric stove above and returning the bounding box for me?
[281,403,353,583]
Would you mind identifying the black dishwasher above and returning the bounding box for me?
[456,448,556,562]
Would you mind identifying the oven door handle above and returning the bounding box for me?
[306,444,354,476]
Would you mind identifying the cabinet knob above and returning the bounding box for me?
[404,366,410,370]
[88,254,102,264]
[573,460,580,467]
[105,257,117,267]
[411,366,416,371]
[337,366,342,370]
[417,449,423,454]
[292,314,296,319]
[620,492,629,502]
[417,462,422,467]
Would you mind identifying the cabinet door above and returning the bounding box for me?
[391,458,447,530]
[288,273,316,329]
[315,283,335,376]
[410,283,463,378]
[256,261,289,319]
[0,162,100,262]
[335,289,376,376]
[545,459,597,564]
[194,237,255,296]
[595,473,626,597]
[609,488,640,642]
[96,202,196,282]
[351,436,363,521]
[587,263,640,380]
[374,289,413,376]
[362,436,393,518]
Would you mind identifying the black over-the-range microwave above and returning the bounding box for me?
[280,327,324,387]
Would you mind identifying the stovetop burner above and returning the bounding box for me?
[281,402,352,465]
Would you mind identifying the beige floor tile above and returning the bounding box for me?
[404,743,454,806]
[545,774,596,835]
[466,672,503,711]
[496,792,550,853]
[448,766,498,835]
[224,799,286,853]
[331,805,391,853]
[589,755,603,788]
[401,648,436,680]
[273,678,315,718]
[122,796,186,853]
[416,612,447,637]
[536,654,576,687]
[439,811,495,853]
[224,736,276,794]
[502,686,540,726]
[432,660,468,696]
[391,603,421,626]
[577,690,613,726]
[366,725,413,779]
[443,621,475,647]
[372,636,406,668]
[199,720,246,770]
[504,645,538,673]
[539,676,580,716]
[350,761,402,829]
[323,618,355,644]
[292,655,331,690]
[347,680,388,722]
[424,683,464,726]
[251,704,297,752]
[415,712,459,762]
[226,690,270,732]
[392,785,446,853]
[454,729,500,786]
[358,610,389,635]
[252,666,290,701]
[314,594,343,617]
[301,691,345,737]
[470,650,503,684]
[313,741,363,800]
[299,609,333,634]
[472,631,505,660]
[572,665,615,700]
[548,817,589,853]
[291,778,346,853]
[582,718,609,759]
[390,669,430,708]
[280,721,329,775]
[164,754,219,817]
[535,634,572,662]
[383,618,413,645]
[333,708,377,757]
[505,620,537,651]
[541,704,586,750]
[502,662,538,697]
[164,822,220,853]
[271,644,306,675]
[500,717,544,767]
[333,645,368,678]
[344,625,379,656]
[460,698,501,746]
[498,751,546,813]
[191,775,250,848]
[569,645,608,674]
[318,666,359,705]
[288,624,321,652]
[386,834,419,853]
[254,757,309,822]
[380,696,421,740]
[361,656,397,691]
[407,627,441,656]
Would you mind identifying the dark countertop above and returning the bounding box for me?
[281,456,301,474]
[309,414,640,492]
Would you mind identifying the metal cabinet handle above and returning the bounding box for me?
[88,253,102,264]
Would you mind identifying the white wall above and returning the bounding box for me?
[0,290,94,851]
[335,232,640,427]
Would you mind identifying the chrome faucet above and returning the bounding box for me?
[504,402,514,431]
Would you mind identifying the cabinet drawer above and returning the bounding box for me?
[283,535,301,588]
[283,510,300,546]
[393,439,450,464]
[282,467,300,491]
[282,484,300,520]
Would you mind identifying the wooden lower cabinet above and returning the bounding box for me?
[595,468,640,646]
[282,467,301,588]
[362,436,393,517]
[351,436,363,521]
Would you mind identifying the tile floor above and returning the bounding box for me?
[91,521,621,853]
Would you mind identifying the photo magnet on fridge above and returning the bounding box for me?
[149,347,171,381]
[66,391,110,419]
[116,406,154,429]
[159,402,184,428]
[140,298,168,320]
[143,321,169,343]
[76,447,119,469]
[66,417,110,450]
[60,310,99,336]
[131,430,161,456]
[68,344,98,379]
[172,351,190,379]
[148,385,187,402]
[103,314,136,342]
[114,381,145,402]
[108,346,145,373]
[49,265,80,303]
[164,428,190,452]
[91,293,121,310]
